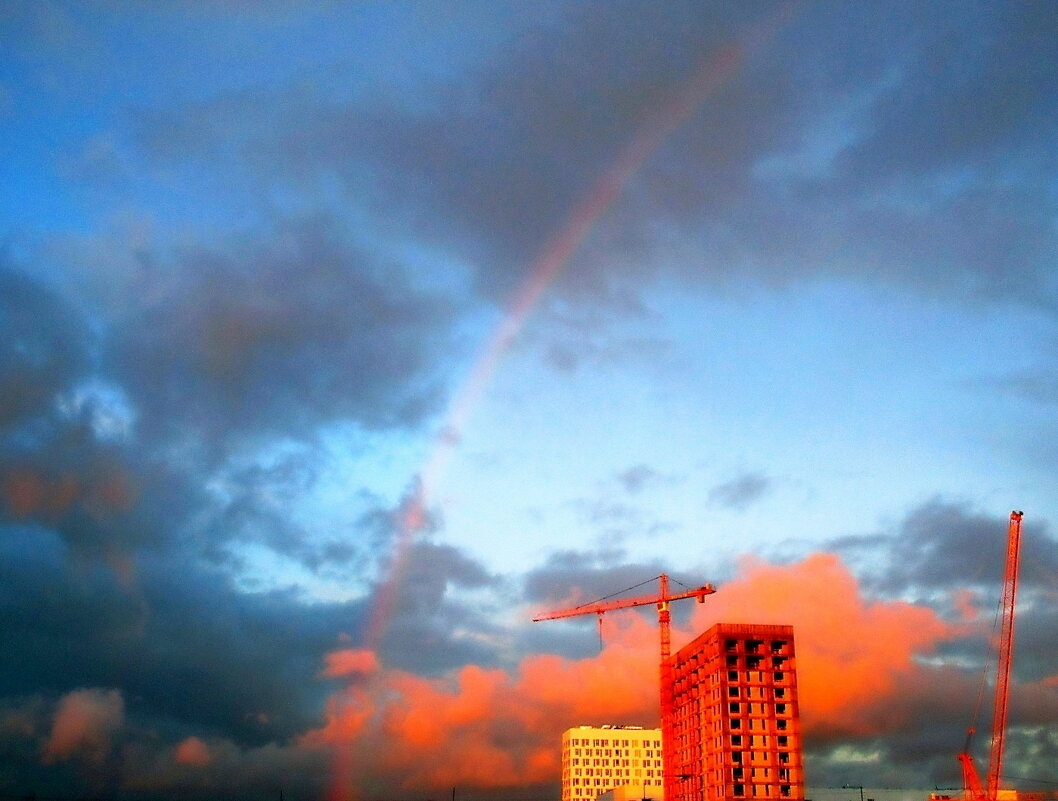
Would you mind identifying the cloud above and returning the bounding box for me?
[306,552,962,796]
[321,649,379,679]
[523,552,669,610]
[306,614,660,795]
[0,267,90,429]
[173,736,211,767]
[708,471,773,511]
[123,2,1058,317]
[43,688,124,765]
[105,215,458,454]
[616,464,665,495]
[684,554,959,740]
[828,500,1058,596]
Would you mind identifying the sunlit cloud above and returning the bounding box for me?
[42,688,124,766]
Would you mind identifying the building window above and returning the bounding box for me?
[729,702,740,714]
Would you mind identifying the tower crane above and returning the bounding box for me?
[532,574,716,801]
[958,510,1024,801]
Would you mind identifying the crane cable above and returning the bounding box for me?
[965,577,1007,756]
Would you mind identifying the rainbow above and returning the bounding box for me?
[332,7,798,798]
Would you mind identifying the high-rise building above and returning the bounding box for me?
[670,623,804,801]
[562,725,666,801]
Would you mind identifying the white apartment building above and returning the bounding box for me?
[562,725,665,801]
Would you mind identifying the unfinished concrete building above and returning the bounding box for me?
[670,623,804,801]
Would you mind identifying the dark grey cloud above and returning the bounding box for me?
[0,266,90,429]
[834,500,1058,595]
[0,527,355,746]
[106,215,457,456]
[122,1,1058,318]
[378,539,504,675]
[0,247,495,795]
[523,550,672,605]
[708,471,772,510]
[827,500,1058,692]
[0,266,204,562]
[129,2,788,301]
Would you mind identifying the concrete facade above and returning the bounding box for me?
[670,623,804,801]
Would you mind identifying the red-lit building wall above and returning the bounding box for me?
[670,623,804,801]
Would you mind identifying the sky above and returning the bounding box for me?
[1,1,1058,799]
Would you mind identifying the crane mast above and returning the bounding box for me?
[532,574,716,801]
[959,510,1023,801]
[988,510,1023,800]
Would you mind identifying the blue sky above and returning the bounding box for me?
[2,2,1058,799]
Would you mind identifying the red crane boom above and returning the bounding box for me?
[959,510,1023,801]
[532,574,716,801]
[988,510,1023,800]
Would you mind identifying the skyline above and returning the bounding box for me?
[2,2,1058,800]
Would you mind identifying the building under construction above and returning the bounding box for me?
[537,579,804,801]
[670,623,804,801]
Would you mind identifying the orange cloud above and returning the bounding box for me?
[43,688,124,765]
[173,736,211,767]
[307,553,958,797]
[2,471,46,517]
[682,554,958,734]
[2,470,80,519]
[950,588,982,623]
[2,467,134,521]
[306,617,659,796]
[321,649,380,679]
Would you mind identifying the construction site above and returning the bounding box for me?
[534,511,1053,801]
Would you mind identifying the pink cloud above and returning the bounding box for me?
[43,688,124,765]
[173,736,211,767]
[321,648,380,679]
